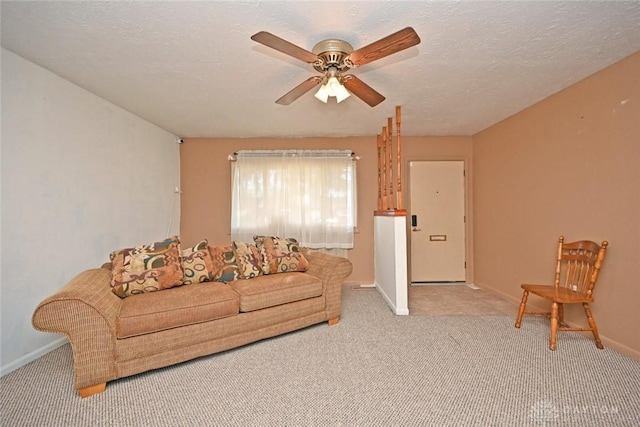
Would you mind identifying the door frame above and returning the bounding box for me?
[404,156,474,285]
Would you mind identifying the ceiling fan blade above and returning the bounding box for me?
[276,76,323,105]
[347,27,421,67]
[343,76,385,107]
[251,31,318,64]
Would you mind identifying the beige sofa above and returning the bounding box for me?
[32,248,352,398]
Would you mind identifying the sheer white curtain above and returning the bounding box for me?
[231,150,356,249]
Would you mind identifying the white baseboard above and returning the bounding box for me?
[0,337,68,377]
[375,284,409,316]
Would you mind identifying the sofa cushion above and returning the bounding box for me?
[110,236,184,298]
[227,272,323,312]
[209,245,242,282]
[253,236,310,275]
[232,241,263,279]
[181,240,215,285]
[117,282,239,339]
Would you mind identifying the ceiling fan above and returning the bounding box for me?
[251,27,421,107]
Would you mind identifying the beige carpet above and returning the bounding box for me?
[2,286,639,426]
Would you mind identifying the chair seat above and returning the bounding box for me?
[521,283,593,303]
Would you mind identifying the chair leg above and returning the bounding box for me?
[515,290,528,328]
[583,303,604,349]
[558,303,565,327]
[549,302,559,351]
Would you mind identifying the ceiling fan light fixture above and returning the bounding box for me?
[334,82,351,103]
[327,76,341,92]
[314,84,329,103]
[314,75,350,104]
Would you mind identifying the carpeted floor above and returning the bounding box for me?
[1,286,639,426]
[408,283,517,316]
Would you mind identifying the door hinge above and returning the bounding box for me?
[464,261,467,268]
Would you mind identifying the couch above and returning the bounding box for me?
[32,238,352,398]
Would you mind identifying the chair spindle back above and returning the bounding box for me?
[553,236,608,297]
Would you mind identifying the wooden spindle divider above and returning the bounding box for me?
[375,105,406,216]
[376,134,383,211]
[381,127,387,210]
[387,117,394,210]
[396,105,403,210]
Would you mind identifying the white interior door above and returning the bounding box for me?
[410,161,466,283]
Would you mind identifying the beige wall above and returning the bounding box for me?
[180,135,472,285]
[473,52,640,357]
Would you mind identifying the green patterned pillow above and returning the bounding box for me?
[181,239,215,285]
[209,245,242,282]
[253,236,310,275]
[232,241,263,279]
[110,236,184,298]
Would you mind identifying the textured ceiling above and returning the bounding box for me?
[2,1,640,138]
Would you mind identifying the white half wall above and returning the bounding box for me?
[374,215,409,315]
[0,49,181,375]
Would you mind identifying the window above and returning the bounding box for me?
[231,150,356,249]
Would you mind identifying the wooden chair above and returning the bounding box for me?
[515,236,608,351]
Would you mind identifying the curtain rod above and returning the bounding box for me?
[228,150,360,161]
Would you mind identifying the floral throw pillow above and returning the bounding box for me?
[181,240,215,285]
[209,245,242,283]
[232,241,263,279]
[253,236,310,275]
[110,236,184,298]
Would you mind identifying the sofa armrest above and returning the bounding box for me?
[32,268,121,391]
[302,249,353,322]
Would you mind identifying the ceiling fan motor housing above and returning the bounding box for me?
[312,39,354,72]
